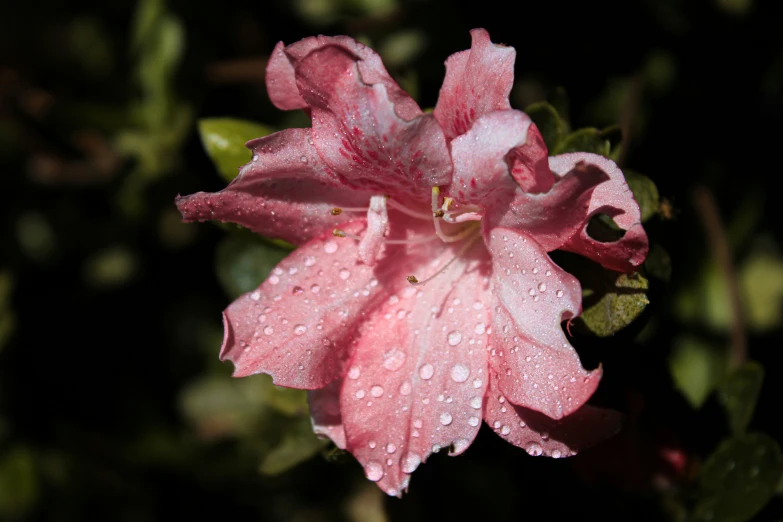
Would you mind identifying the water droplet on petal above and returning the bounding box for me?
[355,389,366,399]
[526,442,543,456]
[419,364,434,380]
[365,461,384,481]
[304,256,316,267]
[551,449,562,459]
[399,381,412,395]
[472,378,483,389]
[369,440,376,448]
[474,323,486,335]
[324,241,338,254]
[538,282,547,292]
[269,275,279,285]
[348,366,361,379]
[501,425,511,435]
[371,385,384,397]
[300,155,308,163]
[339,268,350,280]
[292,286,303,295]
[310,284,320,294]
[401,452,421,473]
[469,396,482,409]
[383,349,406,371]
[386,442,396,454]
[468,416,480,427]
[263,326,274,335]
[556,290,564,298]
[451,364,470,383]
[450,438,470,455]
[440,412,453,425]
[293,324,307,335]
[447,331,462,346]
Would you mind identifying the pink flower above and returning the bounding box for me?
[176,29,648,496]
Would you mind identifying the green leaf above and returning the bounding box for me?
[693,433,783,522]
[524,101,565,152]
[669,335,728,408]
[717,361,764,435]
[215,232,289,299]
[0,446,38,519]
[624,170,660,222]
[259,416,327,476]
[577,268,650,337]
[555,127,611,156]
[199,118,275,182]
[739,250,783,332]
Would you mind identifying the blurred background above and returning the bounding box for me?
[1,0,782,520]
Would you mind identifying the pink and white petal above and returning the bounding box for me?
[339,242,492,496]
[176,129,373,245]
[309,380,346,449]
[485,371,622,457]
[550,153,649,271]
[486,227,601,419]
[294,45,452,199]
[176,178,373,246]
[448,110,532,205]
[506,123,555,194]
[266,42,308,112]
[358,195,388,266]
[487,163,608,252]
[284,35,422,121]
[434,28,516,140]
[219,220,393,388]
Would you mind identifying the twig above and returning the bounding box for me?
[693,186,747,367]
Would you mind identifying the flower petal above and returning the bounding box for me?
[266,41,308,112]
[434,28,516,140]
[506,123,554,193]
[293,44,452,200]
[484,371,621,456]
[486,227,601,419]
[550,153,649,271]
[219,220,392,388]
[339,242,492,496]
[488,162,608,252]
[309,380,346,449]
[176,128,373,245]
[448,110,532,205]
[358,195,388,266]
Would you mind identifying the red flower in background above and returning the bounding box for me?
[176,29,648,496]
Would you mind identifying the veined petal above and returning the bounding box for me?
[448,110,533,205]
[485,371,621,457]
[339,241,491,496]
[176,128,373,245]
[309,380,346,449]
[434,28,515,140]
[488,162,608,252]
[219,221,392,388]
[358,195,388,266]
[486,227,601,419]
[550,153,649,272]
[294,45,452,200]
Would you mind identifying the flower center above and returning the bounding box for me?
[330,187,483,285]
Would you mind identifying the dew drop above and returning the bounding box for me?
[263,326,274,335]
[556,289,564,298]
[355,389,366,399]
[399,381,412,395]
[451,438,470,455]
[365,461,384,481]
[472,378,483,389]
[526,442,543,456]
[440,412,453,425]
[469,396,482,409]
[269,275,279,285]
[370,385,384,397]
[292,286,304,295]
[451,364,470,383]
[339,268,351,280]
[383,349,407,371]
[293,324,307,335]
[299,155,308,163]
[447,331,463,346]
[528,288,536,296]
[324,241,338,254]
[348,366,361,379]
[468,416,480,427]
[418,364,434,380]
[474,323,486,335]
[401,452,421,473]
[538,282,547,292]
[310,284,320,294]
[304,256,316,267]
[552,449,562,459]
[386,442,397,454]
